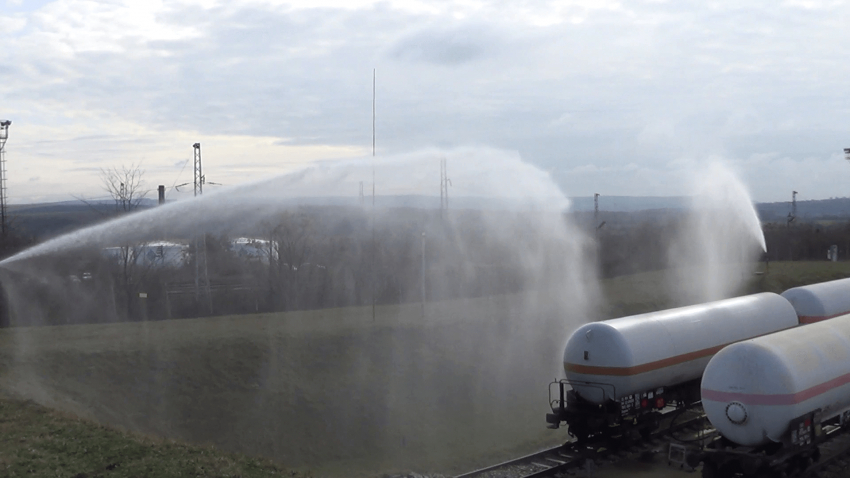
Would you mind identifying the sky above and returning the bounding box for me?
[2,0,850,204]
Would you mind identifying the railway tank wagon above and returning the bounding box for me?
[782,277,850,323]
[699,313,850,476]
[546,293,799,441]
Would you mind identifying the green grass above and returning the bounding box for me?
[746,260,850,293]
[1,260,848,478]
[0,294,571,477]
[597,260,850,319]
[0,394,302,478]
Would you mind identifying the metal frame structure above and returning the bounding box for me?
[193,142,204,197]
[787,190,797,227]
[191,143,212,314]
[0,120,10,241]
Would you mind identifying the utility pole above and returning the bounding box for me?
[594,193,606,236]
[786,190,798,261]
[594,193,599,229]
[193,143,213,315]
[194,142,204,196]
[440,157,451,218]
[421,232,426,318]
[787,190,797,228]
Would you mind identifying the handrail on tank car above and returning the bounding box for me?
[549,379,616,413]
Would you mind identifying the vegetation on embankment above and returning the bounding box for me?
[0,393,304,478]
[597,260,850,319]
[1,260,848,478]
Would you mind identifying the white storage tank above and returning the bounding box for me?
[701,313,850,447]
[782,277,850,323]
[563,293,799,404]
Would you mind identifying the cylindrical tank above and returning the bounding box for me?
[702,313,850,447]
[782,277,850,323]
[563,293,799,404]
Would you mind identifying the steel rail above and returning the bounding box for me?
[803,424,850,476]
[454,409,708,478]
[453,445,572,478]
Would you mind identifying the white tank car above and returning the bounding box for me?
[702,313,850,447]
[563,293,799,405]
[782,277,850,323]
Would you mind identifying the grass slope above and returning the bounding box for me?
[0,261,848,477]
[0,292,575,477]
[0,394,300,478]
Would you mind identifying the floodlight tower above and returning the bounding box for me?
[0,120,10,241]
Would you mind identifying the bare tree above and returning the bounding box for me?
[99,163,153,320]
[101,163,149,212]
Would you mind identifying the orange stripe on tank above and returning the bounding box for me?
[565,343,727,376]
[799,313,846,324]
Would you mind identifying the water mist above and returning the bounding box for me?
[0,147,598,476]
[666,161,766,304]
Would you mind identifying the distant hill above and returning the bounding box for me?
[5,195,849,241]
[7,200,156,240]
[755,197,850,223]
[574,195,850,223]
[569,196,689,212]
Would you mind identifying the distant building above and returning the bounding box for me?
[230,237,276,264]
[103,241,189,268]
[828,245,839,262]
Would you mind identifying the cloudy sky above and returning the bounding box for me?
[2,0,850,204]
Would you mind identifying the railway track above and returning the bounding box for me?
[802,424,850,477]
[455,408,708,478]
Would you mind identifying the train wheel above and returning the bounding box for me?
[568,424,589,442]
[639,418,659,439]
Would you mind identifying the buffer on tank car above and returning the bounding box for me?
[696,313,850,477]
[546,293,798,443]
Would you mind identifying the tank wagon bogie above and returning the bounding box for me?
[547,293,799,442]
[699,313,850,476]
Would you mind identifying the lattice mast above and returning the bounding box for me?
[787,190,798,227]
[192,143,213,314]
[193,142,204,196]
[0,120,10,243]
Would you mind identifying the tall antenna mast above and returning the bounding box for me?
[371,68,376,321]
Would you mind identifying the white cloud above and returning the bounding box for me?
[3,0,850,203]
